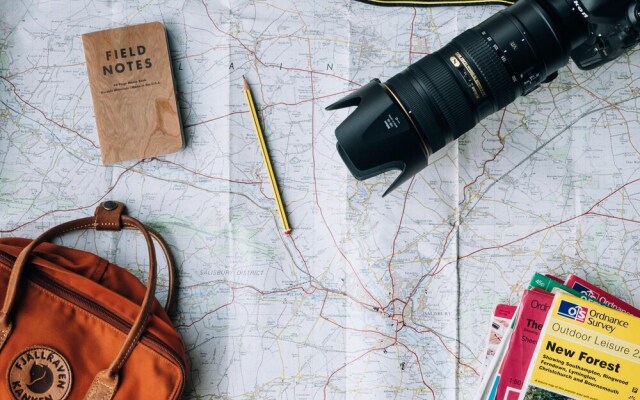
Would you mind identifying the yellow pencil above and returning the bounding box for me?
[243,77,292,235]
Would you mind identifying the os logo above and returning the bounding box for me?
[572,282,598,300]
[557,300,588,323]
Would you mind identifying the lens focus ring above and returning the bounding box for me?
[454,29,517,112]
[388,53,474,151]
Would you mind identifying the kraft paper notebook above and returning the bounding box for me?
[82,22,184,164]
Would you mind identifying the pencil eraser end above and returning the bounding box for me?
[284,229,292,235]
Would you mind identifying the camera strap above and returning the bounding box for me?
[355,0,514,6]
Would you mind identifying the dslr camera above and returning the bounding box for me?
[328,0,640,195]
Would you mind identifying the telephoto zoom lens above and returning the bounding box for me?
[328,0,590,195]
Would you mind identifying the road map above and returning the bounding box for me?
[1,1,640,399]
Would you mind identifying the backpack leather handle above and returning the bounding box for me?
[0,201,171,399]
[78,200,176,312]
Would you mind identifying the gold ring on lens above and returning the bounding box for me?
[381,83,432,160]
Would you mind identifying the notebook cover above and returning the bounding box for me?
[82,22,183,164]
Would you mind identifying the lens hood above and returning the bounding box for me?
[326,79,430,196]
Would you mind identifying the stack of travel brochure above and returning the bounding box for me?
[476,273,640,400]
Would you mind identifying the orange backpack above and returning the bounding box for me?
[0,201,186,399]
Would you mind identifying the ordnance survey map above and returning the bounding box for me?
[1,1,639,399]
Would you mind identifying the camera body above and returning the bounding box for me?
[571,0,640,69]
[328,0,640,196]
